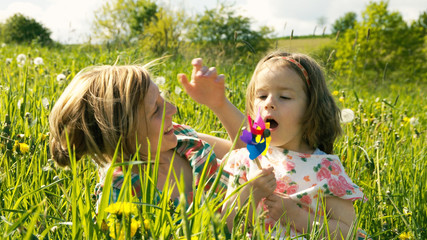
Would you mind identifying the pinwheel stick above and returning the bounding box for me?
[254,157,262,169]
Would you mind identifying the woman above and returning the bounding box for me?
[49,60,242,208]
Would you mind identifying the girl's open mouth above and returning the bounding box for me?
[266,118,278,129]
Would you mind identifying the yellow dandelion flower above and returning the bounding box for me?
[339,96,345,103]
[130,219,140,237]
[105,202,137,216]
[332,90,339,96]
[403,117,410,123]
[108,217,140,240]
[143,219,150,230]
[19,143,30,153]
[39,133,48,141]
[398,231,412,240]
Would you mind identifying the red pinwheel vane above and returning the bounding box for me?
[240,110,271,168]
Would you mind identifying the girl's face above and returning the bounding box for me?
[253,65,312,153]
[136,81,177,155]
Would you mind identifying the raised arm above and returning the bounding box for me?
[178,58,245,151]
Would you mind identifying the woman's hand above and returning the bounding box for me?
[178,58,226,110]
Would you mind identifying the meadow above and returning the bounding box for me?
[0,39,425,239]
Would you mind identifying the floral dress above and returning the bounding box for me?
[94,123,228,211]
[224,146,367,238]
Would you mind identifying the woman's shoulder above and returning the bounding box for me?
[173,122,198,138]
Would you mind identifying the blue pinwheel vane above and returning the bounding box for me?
[240,110,271,168]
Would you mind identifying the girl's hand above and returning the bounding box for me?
[178,58,226,110]
[264,192,300,222]
[248,166,276,201]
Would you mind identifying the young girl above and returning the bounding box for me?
[221,51,367,239]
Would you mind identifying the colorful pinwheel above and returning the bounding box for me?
[240,110,271,168]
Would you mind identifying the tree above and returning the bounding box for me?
[331,1,424,82]
[331,12,357,35]
[187,4,272,58]
[93,0,158,42]
[142,7,188,54]
[317,16,327,35]
[2,13,52,45]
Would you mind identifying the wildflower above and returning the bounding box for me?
[409,117,418,126]
[39,133,48,141]
[6,58,12,65]
[332,90,339,96]
[403,117,410,123]
[338,96,345,103]
[174,86,182,95]
[17,98,23,109]
[42,97,50,109]
[160,91,169,100]
[154,76,166,85]
[340,109,355,123]
[1,43,6,48]
[34,57,44,65]
[398,231,412,240]
[108,217,139,240]
[19,142,30,153]
[105,202,137,216]
[57,73,66,82]
[143,219,150,230]
[17,54,26,64]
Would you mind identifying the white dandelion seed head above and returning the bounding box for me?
[17,98,23,109]
[160,90,169,100]
[1,43,6,48]
[154,76,166,85]
[42,98,50,109]
[6,58,12,65]
[409,117,418,126]
[17,54,26,64]
[56,73,66,82]
[340,108,355,123]
[174,86,182,95]
[34,57,44,65]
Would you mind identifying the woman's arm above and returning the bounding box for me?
[178,58,246,149]
[197,133,232,159]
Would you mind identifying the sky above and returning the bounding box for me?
[0,0,426,44]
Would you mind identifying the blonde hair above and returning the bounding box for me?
[49,65,151,167]
[246,51,342,154]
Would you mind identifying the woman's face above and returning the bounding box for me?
[136,81,177,156]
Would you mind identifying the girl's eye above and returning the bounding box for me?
[257,95,267,100]
[280,96,291,100]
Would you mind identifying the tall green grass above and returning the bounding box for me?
[0,43,425,239]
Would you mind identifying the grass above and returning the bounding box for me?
[271,37,333,54]
[0,42,426,239]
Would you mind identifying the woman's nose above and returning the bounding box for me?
[166,101,177,116]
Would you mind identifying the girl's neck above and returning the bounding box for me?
[274,142,315,154]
